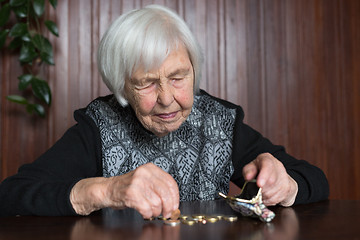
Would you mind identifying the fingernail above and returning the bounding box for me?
[257,179,264,187]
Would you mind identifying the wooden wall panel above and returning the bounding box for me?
[1,0,359,200]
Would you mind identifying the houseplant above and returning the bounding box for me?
[0,0,58,117]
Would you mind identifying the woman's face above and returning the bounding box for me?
[124,46,194,137]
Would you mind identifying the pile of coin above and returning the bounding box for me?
[178,214,238,226]
[146,210,238,227]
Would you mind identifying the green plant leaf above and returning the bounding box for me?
[19,44,37,63]
[6,95,28,105]
[45,20,59,37]
[33,0,45,17]
[32,34,53,57]
[41,37,53,54]
[31,77,51,105]
[12,5,28,18]
[31,33,47,50]
[40,51,54,65]
[0,29,9,48]
[0,3,11,27]
[9,22,27,37]
[31,33,42,49]
[21,32,31,42]
[9,0,27,7]
[8,36,22,49]
[26,103,45,117]
[49,0,57,9]
[33,103,45,117]
[18,74,34,90]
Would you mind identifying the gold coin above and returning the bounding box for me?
[180,215,190,220]
[164,219,181,226]
[224,215,238,222]
[205,216,219,223]
[192,214,206,220]
[215,214,225,220]
[181,219,196,226]
[171,209,181,220]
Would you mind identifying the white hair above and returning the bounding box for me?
[97,5,203,106]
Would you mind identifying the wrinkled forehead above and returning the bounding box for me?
[131,40,184,77]
[131,45,192,80]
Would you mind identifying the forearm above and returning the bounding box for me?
[286,161,329,204]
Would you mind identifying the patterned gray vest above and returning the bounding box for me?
[86,93,236,201]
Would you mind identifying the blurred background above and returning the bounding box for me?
[1,0,359,200]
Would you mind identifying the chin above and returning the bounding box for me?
[153,125,181,137]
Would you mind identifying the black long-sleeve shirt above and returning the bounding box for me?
[0,91,329,216]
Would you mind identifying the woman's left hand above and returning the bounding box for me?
[242,153,298,206]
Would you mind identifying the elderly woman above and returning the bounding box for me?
[0,5,328,218]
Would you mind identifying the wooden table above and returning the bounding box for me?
[0,200,359,240]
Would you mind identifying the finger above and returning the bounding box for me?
[120,167,163,218]
[151,179,173,218]
[254,155,277,188]
[242,161,258,181]
[134,195,156,219]
[144,164,179,218]
[262,198,277,206]
[261,187,282,206]
[154,174,179,218]
[123,163,179,218]
[120,180,155,218]
[144,187,164,217]
[263,187,288,206]
[165,177,180,210]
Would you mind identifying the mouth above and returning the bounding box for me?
[155,111,178,120]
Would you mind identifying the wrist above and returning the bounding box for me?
[280,175,298,207]
[70,177,109,215]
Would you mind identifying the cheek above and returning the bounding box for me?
[125,85,157,116]
[176,86,194,109]
[136,94,157,114]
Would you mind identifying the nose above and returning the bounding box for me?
[157,82,174,106]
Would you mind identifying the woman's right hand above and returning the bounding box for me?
[70,163,179,219]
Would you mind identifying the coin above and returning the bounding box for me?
[223,215,238,222]
[164,219,181,226]
[171,209,181,220]
[180,215,190,220]
[192,214,206,220]
[205,216,219,223]
[215,214,225,220]
[181,219,196,226]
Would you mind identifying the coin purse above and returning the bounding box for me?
[219,180,275,222]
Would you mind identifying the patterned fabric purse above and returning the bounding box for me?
[219,179,275,222]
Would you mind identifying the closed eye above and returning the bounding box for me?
[135,82,154,89]
[171,77,185,87]
[135,81,157,93]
